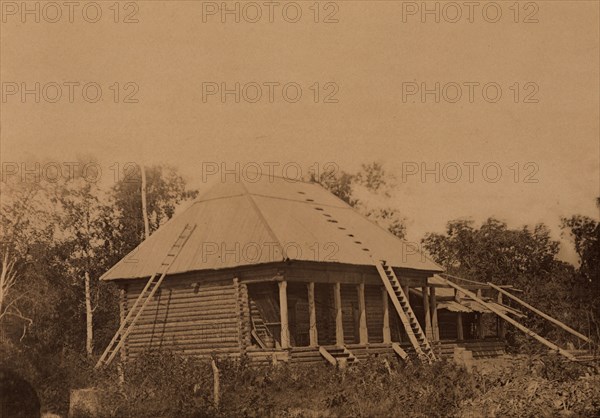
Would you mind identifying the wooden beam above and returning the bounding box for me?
[382,288,391,344]
[334,282,344,347]
[278,281,290,349]
[307,282,318,347]
[422,285,432,341]
[357,283,368,345]
[488,282,591,344]
[429,285,439,342]
[319,346,337,366]
[440,277,577,361]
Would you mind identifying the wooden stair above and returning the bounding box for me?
[376,260,437,364]
[319,346,357,368]
[249,299,276,349]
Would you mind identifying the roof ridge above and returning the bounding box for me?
[238,180,287,261]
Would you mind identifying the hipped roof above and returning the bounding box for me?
[101,174,443,281]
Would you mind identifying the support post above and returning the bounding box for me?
[497,292,506,339]
[307,282,318,347]
[334,282,344,347]
[429,285,439,342]
[457,312,464,341]
[422,285,432,341]
[477,313,485,339]
[403,284,410,301]
[279,281,290,349]
[357,283,368,345]
[382,288,391,344]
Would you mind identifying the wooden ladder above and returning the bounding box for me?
[375,260,437,364]
[436,275,579,361]
[95,223,197,369]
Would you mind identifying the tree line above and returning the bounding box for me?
[0,160,597,406]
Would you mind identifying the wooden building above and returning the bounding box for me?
[99,175,512,366]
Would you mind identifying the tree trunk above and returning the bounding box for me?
[85,272,94,357]
[141,165,150,240]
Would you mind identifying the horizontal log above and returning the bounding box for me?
[127,343,239,352]
[128,320,239,332]
[126,293,237,307]
[127,297,239,309]
[127,278,234,289]
[127,336,238,349]
[128,330,237,342]
[127,320,238,333]
[129,291,239,304]
[126,286,235,299]
[127,347,240,357]
[129,322,239,334]
[127,305,238,319]
[136,311,238,326]
[127,339,239,349]
[126,298,236,311]
[127,330,239,344]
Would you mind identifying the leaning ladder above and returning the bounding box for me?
[95,223,197,369]
[375,260,437,363]
[436,275,578,361]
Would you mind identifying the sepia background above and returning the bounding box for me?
[1,0,598,260]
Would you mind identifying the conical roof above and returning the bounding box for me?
[101,174,443,281]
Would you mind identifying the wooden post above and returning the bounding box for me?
[403,284,410,301]
[357,283,368,345]
[477,313,485,339]
[211,359,220,410]
[429,286,439,342]
[334,282,344,347]
[422,285,432,340]
[497,292,506,339]
[382,288,391,344]
[457,312,464,341]
[279,281,290,349]
[307,282,318,347]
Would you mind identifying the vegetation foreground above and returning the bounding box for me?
[3,345,598,418]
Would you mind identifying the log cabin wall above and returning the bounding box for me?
[438,310,459,340]
[365,285,384,343]
[114,262,442,361]
[118,273,240,359]
[314,283,335,346]
[341,284,359,345]
[287,282,310,347]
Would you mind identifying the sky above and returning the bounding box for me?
[1,0,598,263]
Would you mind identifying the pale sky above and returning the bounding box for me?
[1,1,598,263]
